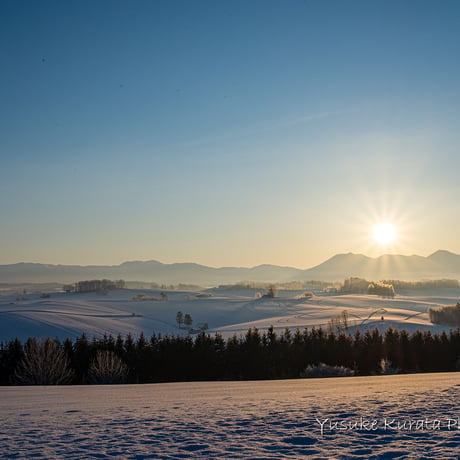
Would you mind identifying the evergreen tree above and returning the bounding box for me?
[184,314,193,329]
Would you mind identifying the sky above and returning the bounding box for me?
[1,0,460,268]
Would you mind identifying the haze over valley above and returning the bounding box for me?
[2,249,460,286]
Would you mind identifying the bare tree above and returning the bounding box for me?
[327,310,349,334]
[14,338,74,385]
[87,350,128,384]
[176,311,184,328]
[265,285,277,298]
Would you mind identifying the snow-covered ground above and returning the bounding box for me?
[1,373,459,458]
[1,288,460,342]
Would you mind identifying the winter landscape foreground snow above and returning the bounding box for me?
[1,373,459,459]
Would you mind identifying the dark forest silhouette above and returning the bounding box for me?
[1,326,459,384]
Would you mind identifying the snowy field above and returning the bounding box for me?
[1,287,459,342]
[0,373,459,459]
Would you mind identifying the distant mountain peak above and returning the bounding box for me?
[120,260,162,266]
[429,249,458,258]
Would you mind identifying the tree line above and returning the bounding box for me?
[214,280,340,291]
[382,279,459,290]
[429,304,460,327]
[342,277,394,296]
[63,279,125,293]
[367,281,395,298]
[341,277,459,296]
[1,326,459,385]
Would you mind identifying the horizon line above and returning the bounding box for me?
[0,249,456,270]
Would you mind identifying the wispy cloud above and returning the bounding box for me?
[173,109,348,149]
[273,109,347,129]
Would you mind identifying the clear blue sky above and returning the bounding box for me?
[1,0,460,268]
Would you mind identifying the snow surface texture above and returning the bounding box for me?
[1,288,458,342]
[1,373,459,459]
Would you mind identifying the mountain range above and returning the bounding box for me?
[1,250,460,286]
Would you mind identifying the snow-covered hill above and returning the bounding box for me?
[1,287,459,342]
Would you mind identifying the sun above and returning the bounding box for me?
[372,222,397,245]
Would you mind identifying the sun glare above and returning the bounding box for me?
[372,222,397,245]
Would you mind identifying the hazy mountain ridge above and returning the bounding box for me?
[303,251,458,281]
[1,250,460,285]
